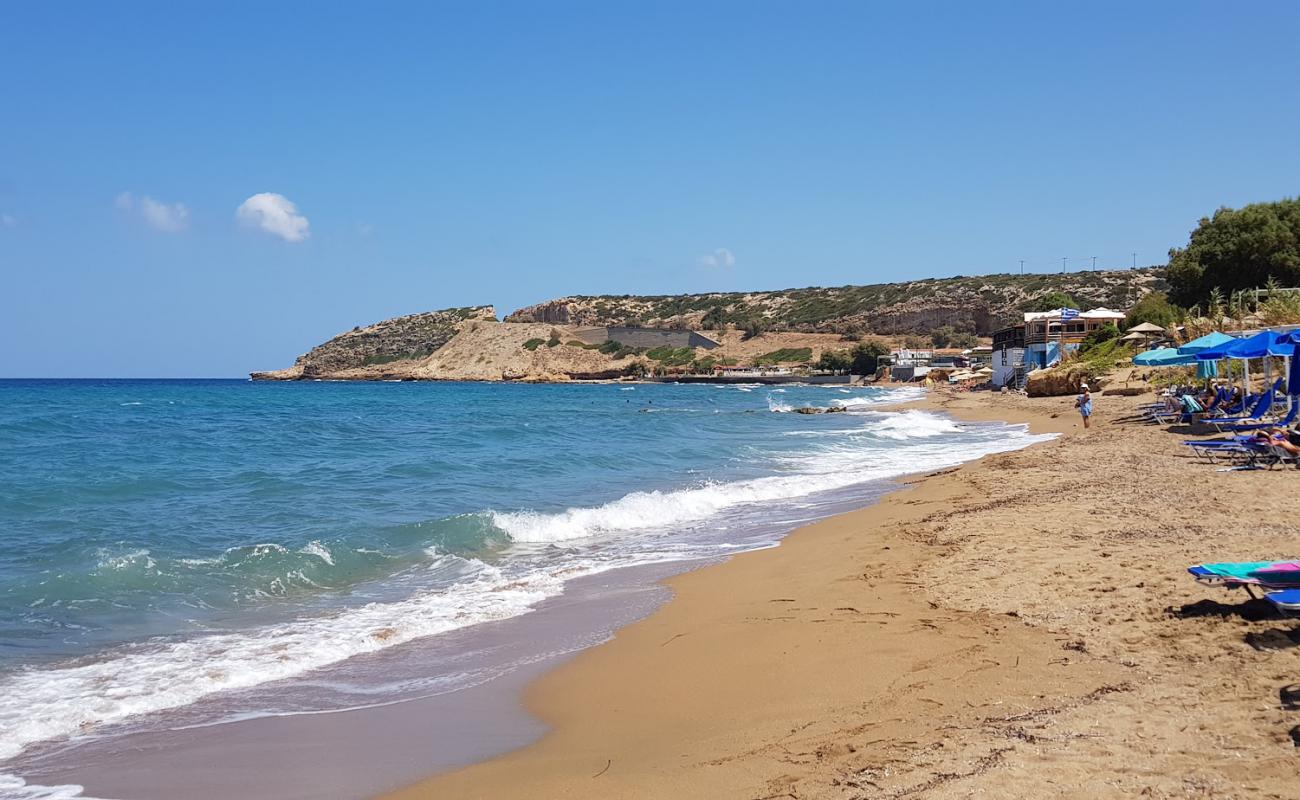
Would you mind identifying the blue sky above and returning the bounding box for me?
[3,2,1299,377]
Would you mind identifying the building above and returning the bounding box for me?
[887,348,933,382]
[990,308,1127,388]
[991,323,1026,388]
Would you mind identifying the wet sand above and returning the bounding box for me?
[387,390,1300,799]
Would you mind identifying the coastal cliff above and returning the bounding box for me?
[252,270,1164,381]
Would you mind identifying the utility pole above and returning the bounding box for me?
[1132,252,1137,270]
[1091,256,1097,272]
[1019,259,1025,275]
[1061,257,1067,274]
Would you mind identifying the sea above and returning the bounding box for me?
[0,379,1054,799]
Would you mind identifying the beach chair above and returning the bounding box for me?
[1188,562,1300,600]
[1209,389,1276,431]
[1223,401,1299,433]
[1265,589,1300,614]
[1182,437,1257,463]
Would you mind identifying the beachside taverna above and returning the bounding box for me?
[991,307,1126,389]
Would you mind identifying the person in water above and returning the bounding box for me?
[1075,382,1093,428]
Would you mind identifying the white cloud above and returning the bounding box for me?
[114,192,189,232]
[0,213,15,228]
[358,223,375,237]
[698,247,736,269]
[140,196,189,232]
[236,192,310,242]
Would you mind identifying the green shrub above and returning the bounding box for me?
[523,338,546,351]
[1081,322,1120,352]
[646,346,696,366]
[754,347,813,365]
[1124,291,1182,330]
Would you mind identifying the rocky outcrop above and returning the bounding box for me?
[259,306,496,379]
[1025,368,1106,397]
[506,300,574,325]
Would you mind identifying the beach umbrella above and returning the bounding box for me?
[1177,330,1235,356]
[1134,347,1195,367]
[1284,332,1300,396]
[1127,322,1166,334]
[1195,330,1294,360]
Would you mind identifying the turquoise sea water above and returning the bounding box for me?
[0,379,1052,794]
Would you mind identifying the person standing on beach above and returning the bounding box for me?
[1075,382,1093,428]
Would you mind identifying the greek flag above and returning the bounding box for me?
[1060,308,1080,320]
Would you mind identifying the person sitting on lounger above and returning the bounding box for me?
[1252,427,1300,457]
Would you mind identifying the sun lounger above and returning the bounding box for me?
[1188,561,1300,589]
[1223,401,1299,432]
[1209,389,1276,431]
[1265,589,1300,614]
[1182,438,1258,463]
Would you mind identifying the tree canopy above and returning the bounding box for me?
[1123,291,1181,331]
[1024,291,1081,312]
[849,340,890,375]
[1166,197,1300,306]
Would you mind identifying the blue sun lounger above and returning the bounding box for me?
[1265,589,1300,614]
[1209,389,1276,431]
[1224,401,1299,432]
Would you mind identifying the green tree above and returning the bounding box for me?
[850,340,889,375]
[741,317,768,340]
[815,349,851,373]
[1081,322,1120,352]
[1123,291,1181,330]
[1024,291,1081,312]
[1166,197,1300,306]
[930,325,955,348]
[699,305,728,330]
[951,332,980,349]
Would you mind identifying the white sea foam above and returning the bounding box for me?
[494,412,1054,544]
[0,774,113,800]
[831,387,926,409]
[0,559,550,763]
[862,409,962,440]
[299,541,334,565]
[766,395,797,413]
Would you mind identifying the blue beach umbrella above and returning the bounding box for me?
[1177,330,1235,355]
[1134,347,1194,367]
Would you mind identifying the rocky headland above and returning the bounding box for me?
[251,270,1164,382]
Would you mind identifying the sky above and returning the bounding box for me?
[3,2,1299,377]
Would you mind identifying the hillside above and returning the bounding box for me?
[251,269,1166,381]
[507,269,1165,335]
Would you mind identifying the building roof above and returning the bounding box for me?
[1023,307,1127,323]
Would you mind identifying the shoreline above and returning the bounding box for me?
[382,392,1084,799]
[386,389,1300,799]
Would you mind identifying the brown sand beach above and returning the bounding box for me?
[387,390,1299,800]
